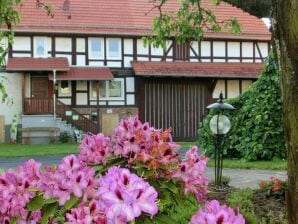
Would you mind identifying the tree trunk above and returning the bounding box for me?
[273,0,298,223]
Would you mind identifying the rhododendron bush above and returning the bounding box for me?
[0,117,244,223]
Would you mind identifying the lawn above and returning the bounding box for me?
[0,142,287,170]
[0,143,79,158]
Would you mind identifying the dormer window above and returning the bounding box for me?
[34,37,47,58]
[89,38,103,59]
[107,38,121,59]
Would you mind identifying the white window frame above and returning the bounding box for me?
[90,78,124,101]
[107,38,121,59]
[88,38,104,60]
[34,37,48,58]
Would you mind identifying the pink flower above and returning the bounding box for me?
[172,146,209,201]
[79,133,111,165]
[190,200,245,224]
[97,167,158,223]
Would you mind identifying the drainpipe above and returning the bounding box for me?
[53,69,56,120]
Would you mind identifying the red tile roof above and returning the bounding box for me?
[132,61,264,78]
[12,0,270,40]
[48,67,114,80]
[6,57,69,71]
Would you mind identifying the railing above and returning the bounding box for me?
[24,98,53,114]
[56,100,98,134]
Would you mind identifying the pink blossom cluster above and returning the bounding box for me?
[79,133,112,165]
[172,146,209,201]
[97,167,158,224]
[190,200,245,224]
[66,200,106,224]
[0,159,42,223]
[111,116,181,169]
[39,154,97,205]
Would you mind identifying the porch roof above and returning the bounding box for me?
[48,67,114,80]
[6,58,70,71]
[132,61,264,78]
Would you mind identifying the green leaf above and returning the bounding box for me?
[41,203,58,224]
[64,195,81,210]
[26,194,45,211]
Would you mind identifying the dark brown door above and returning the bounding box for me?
[31,77,49,98]
[27,77,52,114]
[139,78,211,141]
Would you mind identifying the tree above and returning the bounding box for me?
[148,0,297,223]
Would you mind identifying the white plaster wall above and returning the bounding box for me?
[242,42,253,62]
[56,38,72,52]
[124,39,133,54]
[108,101,125,105]
[76,38,85,53]
[201,41,211,56]
[76,93,88,105]
[13,37,31,51]
[25,73,31,98]
[137,57,149,61]
[213,80,225,98]
[126,94,135,105]
[76,55,86,66]
[137,39,148,55]
[151,58,161,62]
[228,42,240,57]
[213,41,225,57]
[0,72,22,125]
[227,80,239,98]
[12,53,31,58]
[107,61,121,67]
[76,81,87,91]
[126,77,134,92]
[56,54,72,65]
[190,41,199,56]
[89,61,104,66]
[124,57,133,67]
[58,98,71,105]
[166,41,173,56]
[257,42,269,58]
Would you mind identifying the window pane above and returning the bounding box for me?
[91,40,101,58]
[92,81,106,98]
[60,81,70,94]
[36,39,46,56]
[109,40,119,57]
[108,81,121,97]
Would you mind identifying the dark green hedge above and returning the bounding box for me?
[198,54,286,161]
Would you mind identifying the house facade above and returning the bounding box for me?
[0,0,271,142]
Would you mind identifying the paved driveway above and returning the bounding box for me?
[0,155,287,189]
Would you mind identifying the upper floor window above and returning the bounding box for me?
[107,38,121,59]
[34,37,47,57]
[89,38,103,59]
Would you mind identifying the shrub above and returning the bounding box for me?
[59,131,71,143]
[198,53,285,161]
[259,176,288,198]
[0,117,215,224]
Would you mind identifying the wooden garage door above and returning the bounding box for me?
[142,78,210,141]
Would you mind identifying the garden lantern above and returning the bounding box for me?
[206,92,235,190]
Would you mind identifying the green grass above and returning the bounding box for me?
[208,158,287,170]
[0,143,79,158]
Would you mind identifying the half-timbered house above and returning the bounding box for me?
[0,0,271,142]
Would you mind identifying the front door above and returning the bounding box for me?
[28,77,52,114]
[31,77,49,98]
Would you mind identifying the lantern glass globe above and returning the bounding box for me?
[209,114,231,135]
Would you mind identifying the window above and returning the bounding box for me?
[34,37,47,57]
[60,81,70,94]
[89,38,103,59]
[90,79,124,100]
[107,39,121,59]
[91,81,106,98]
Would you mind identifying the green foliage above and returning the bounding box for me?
[198,54,285,161]
[144,0,241,48]
[259,177,288,198]
[227,188,258,224]
[59,131,71,143]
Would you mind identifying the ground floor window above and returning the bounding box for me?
[90,78,124,100]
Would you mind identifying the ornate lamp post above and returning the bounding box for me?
[206,93,235,190]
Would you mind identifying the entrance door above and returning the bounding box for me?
[28,77,52,113]
[31,77,49,98]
